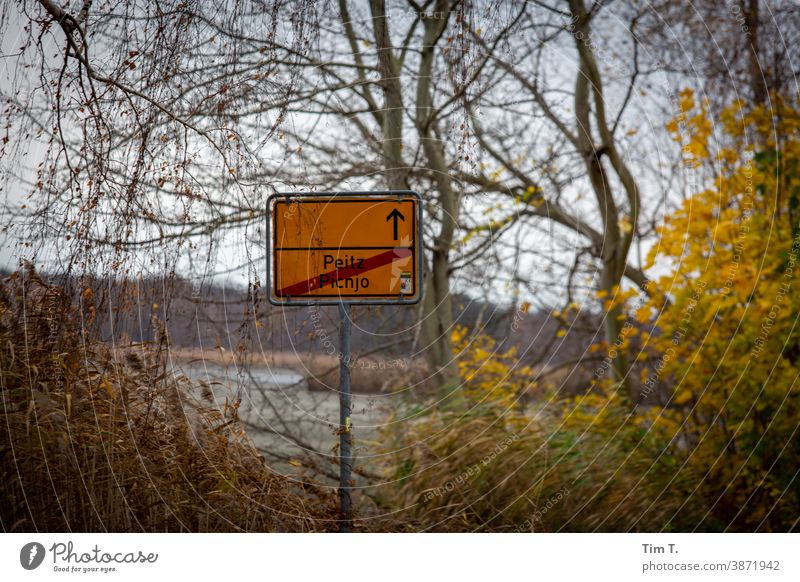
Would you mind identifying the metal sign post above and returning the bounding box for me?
[268,191,423,532]
[338,302,352,532]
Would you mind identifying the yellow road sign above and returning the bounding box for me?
[268,192,423,305]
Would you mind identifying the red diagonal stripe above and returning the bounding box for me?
[276,248,412,297]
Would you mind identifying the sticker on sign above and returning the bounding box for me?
[268,192,423,305]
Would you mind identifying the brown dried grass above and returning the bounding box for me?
[0,266,340,532]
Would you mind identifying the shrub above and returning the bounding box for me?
[379,327,697,531]
[637,93,800,531]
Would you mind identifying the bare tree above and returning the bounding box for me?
[0,0,321,280]
[445,0,660,395]
[251,0,507,387]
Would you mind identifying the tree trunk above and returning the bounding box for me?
[367,0,457,388]
[742,0,766,105]
[570,0,635,398]
[414,0,459,388]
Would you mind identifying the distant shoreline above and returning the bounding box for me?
[166,346,427,394]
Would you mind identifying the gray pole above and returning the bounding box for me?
[338,302,353,532]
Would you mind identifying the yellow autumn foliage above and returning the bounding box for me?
[382,93,800,532]
[638,93,800,530]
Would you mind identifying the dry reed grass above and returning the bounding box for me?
[380,401,701,532]
[0,266,340,532]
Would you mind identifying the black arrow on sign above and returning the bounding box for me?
[386,208,405,240]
